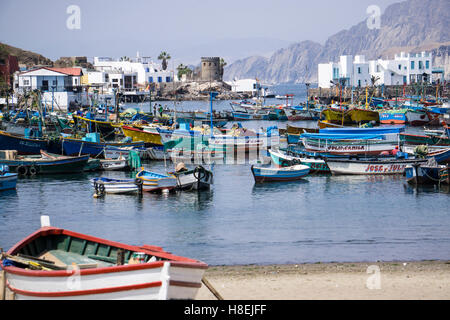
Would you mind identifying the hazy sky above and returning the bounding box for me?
[0,0,402,64]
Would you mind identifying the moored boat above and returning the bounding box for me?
[173,163,213,191]
[0,130,50,155]
[405,161,448,185]
[0,221,208,300]
[251,164,310,183]
[0,151,89,175]
[0,164,18,191]
[121,125,163,146]
[269,149,329,173]
[135,169,177,193]
[325,158,427,175]
[92,177,141,195]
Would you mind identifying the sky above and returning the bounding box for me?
[0,0,402,65]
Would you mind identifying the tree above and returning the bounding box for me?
[219,58,227,78]
[158,52,171,71]
[176,64,192,80]
[120,56,130,62]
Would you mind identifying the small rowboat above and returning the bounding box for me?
[251,164,310,183]
[91,177,141,195]
[100,158,129,171]
[136,169,177,193]
[0,219,208,300]
[173,165,213,191]
[0,164,18,191]
[269,149,330,173]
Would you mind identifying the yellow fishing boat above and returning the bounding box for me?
[347,108,380,123]
[121,124,163,146]
[320,108,352,124]
[72,115,120,138]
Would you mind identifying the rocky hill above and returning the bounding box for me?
[224,0,450,84]
[0,42,52,68]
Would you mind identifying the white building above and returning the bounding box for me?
[93,53,176,89]
[14,67,86,110]
[318,51,433,88]
[226,79,259,94]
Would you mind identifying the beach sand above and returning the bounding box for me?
[196,261,450,300]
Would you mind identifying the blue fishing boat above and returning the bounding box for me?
[405,161,448,185]
[135,169,177,192]
[319,126,405,134]
[251,164,310,183]
[0,165,18,191]
[61,134,145,158]
[0,130,49,155]
[0,152,90,175]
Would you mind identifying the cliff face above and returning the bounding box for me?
[0,42,52,68]
[224,0,450,84]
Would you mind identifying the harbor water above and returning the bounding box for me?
[1,84,449,266]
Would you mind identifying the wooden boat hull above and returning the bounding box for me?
[348,108,380,123]
[121,126,162,146]
[406,110,430,126]
[0,155,90,175]
[405,164,446,185]
[0,130,49,155]
[301,138,398,155]
[136,170,177,192]
[0,173,18,191]
[73,115,117,139]
[321,109,352,124]
[92,178,139,194]
[251,164,310,183]
[0,227,207,300]
[269,149,329,173]
[61,138,145,158]
[100,159,129,171]
[175,166,213,191]
[399,133,450,146]
[326,158,427,175]
[379,111,407,124]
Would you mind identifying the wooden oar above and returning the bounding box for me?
[202,277,223,300]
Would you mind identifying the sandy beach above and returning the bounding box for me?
[196,260,450,300]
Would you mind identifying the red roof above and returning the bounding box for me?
[46,67,83,76]
[20,66,83,76]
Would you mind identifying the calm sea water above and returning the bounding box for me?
[0,84,449,266]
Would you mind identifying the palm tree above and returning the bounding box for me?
[158,52,171,71]
[120,56,130,62]
[176,64,192,80]
[219,58,227,78]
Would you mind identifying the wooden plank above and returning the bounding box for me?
[0,270,5,300]
[202,277,223,300]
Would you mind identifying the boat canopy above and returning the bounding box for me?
[319,126,405,134]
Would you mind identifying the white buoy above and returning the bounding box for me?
[41,215,51,227]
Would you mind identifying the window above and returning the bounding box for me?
[403,76,407,84]
[358,80,361,87]
[165,76,171,82]
[426,61,430,69]
[398,64,402,70]
[146,68,149,72]
[419,61,423,70]
[158,77,162,83]
[358,67,361,74]
[411,61,415,70]
[52,80,57,86]
[112,79,118,82]
[149,77,153,83]
[23,79,30,86]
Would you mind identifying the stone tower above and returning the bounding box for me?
[201,57,221,81]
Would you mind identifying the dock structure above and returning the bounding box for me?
[308,83,450,103]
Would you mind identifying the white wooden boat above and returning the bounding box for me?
[268,149,330,173]
[251,164,310,183]
[91,177,140,195]
[325,158,427,175]
[100,158,128,171]
[135,169,177,192]
[173,165,213,191]
[0,218,208,300]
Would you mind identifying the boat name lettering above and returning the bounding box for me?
[365,164,407,173]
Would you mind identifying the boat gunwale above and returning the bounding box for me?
[0,227,207,278]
